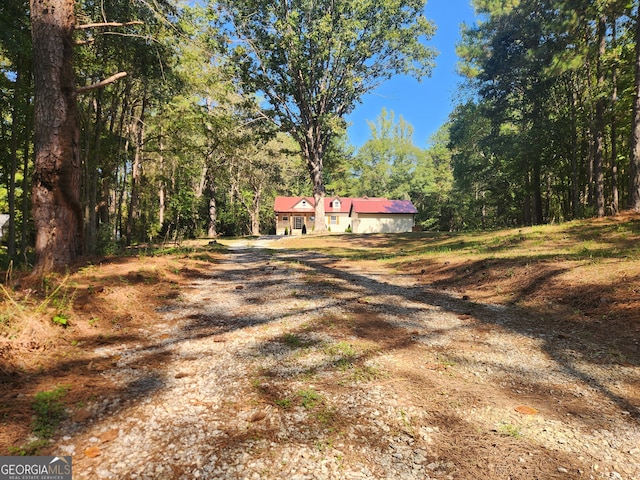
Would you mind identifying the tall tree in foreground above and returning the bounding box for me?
[631,7,640,212]
[30,0,83,274]
[216,0,436,231]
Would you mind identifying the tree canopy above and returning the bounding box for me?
[5,0,640,274]
[449,0,640,225]
[214,0,437,230]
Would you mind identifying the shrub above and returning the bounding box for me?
[31,385,70,439]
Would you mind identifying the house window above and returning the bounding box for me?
[294,216,304,229]
[301,200,308,207]
[330,215,338,225]
[332,200,340,208]
[282,216,289,221]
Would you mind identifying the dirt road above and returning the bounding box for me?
[52,244,640,479]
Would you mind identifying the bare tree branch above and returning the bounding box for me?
[76,21,144,30]
[77,72,128,94]
[75,38,96,46]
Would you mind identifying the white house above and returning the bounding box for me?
[274,196,417,235]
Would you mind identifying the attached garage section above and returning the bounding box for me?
[349,198,417,234]
[351,214,415,234]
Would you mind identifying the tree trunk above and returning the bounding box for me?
[8,67,22,260]
[630,9,640,211]
[532,158,543,224]
[208,195,217,238]
[86,89,103,253]
[569,79,580,218]
[307,150,326,232]
[20,103,32,259]
[116,135,130,242]
[249,211,260,236]
[250,183,262,236]
[611,21,619,215]
[481,190,486,230]
[126,95,147,245]
[30,0,83,275]
[297,124,327,232]
[593,14,606,217]
[114,84,131,240]
[523,171,532,226]
[158,129,165,227]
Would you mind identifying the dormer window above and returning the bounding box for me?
[332,199,340,209]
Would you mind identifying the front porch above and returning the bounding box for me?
[276,213,314,235]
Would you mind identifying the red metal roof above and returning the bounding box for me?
[350,199,418,214]
[273,196,355,213]
[274,196,416,215]
[273,196,315,212]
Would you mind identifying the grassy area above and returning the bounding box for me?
[279,212,640,331]
[279,214,640,263]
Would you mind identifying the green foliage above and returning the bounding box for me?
[8,439,50,456]
[352,108,421,199]
[345,109,453,229]
[324,341,356,359]
[51,314,69,328]
[348,364,383,383]
[498,422,522,439]
[31,385,70,439]
[8,0,638,268]
[281,333,303,348]
[324,133,357,195]
[451,0,638,227]
[96,224,123,256]
[297,388,322,409]
[274,397,292,409]
[216,0,437,227]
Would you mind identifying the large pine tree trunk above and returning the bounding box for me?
[20,104,32,259]
[631,10,640,211]
[30,0,83,275]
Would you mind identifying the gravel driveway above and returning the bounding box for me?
[56,243,640,479]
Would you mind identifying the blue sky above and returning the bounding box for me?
[345,0,478,149]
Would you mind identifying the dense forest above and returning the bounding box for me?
[1,0,640,273]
